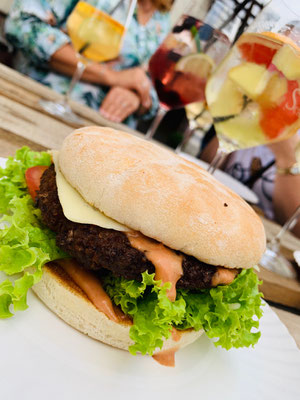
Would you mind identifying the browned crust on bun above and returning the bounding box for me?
[58,126,266,269]
[32,263,203,354]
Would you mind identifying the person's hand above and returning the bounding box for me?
[268,133,300,169]
[108,67,151,108]
[99,86,141,123]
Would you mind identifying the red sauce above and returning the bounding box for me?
[211,267,238,286]
[126,232,183,301]
[152,347,179,367]
[57,259,131,324]
[171,327,182,342]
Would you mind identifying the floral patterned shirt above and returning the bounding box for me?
[5,0,170,127]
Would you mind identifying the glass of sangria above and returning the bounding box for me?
[205,0,300,173]
[40,0,136,124]
[145,2,231,139]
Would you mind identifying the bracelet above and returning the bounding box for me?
[276,162,300,175]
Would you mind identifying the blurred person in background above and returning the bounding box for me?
[201,133,300,238]
[5,0,173,127]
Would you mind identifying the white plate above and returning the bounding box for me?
[1,158,300,399]
[179,152,259,204]
[0,286,300,400]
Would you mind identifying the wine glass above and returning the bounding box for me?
[145,0,231,140]
[205,0,300,174]
[175,101,211,153]
[39,0,136,124]
[259,205,300,278]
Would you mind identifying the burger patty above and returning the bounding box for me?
[36,165,220,290]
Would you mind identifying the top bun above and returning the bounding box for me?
[58,126,266,269]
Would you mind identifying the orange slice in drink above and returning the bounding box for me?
[237,33,279,65]
[174,53,215,79]
[237,32,299,67]
[261,32,298,49]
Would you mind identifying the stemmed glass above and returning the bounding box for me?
[175,101,212,153]
[205,0,300,174]
[40,0,136,124]
[259,205,300,278]
[145,0,231,140]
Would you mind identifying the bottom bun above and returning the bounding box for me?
[32,263,203,355]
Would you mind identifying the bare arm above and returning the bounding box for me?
[49,43,115,85]
[269,134,300,237]
[50,44,151,107]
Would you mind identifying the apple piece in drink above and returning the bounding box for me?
[215,103,267,149]
[185,101,205,121]
[185,101,212,130]
[206,77,248,120]
[228,62,271,100]
[272,44,300,80]
[257,72,288,108]
[207,70,267,148]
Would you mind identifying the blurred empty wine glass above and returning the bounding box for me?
[175,101,212,153]
[259,205,300,278]
[145,0,231,140]
[40,0,136,124]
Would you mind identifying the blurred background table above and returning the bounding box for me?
[0,63,141,156]
[0,62,299,349]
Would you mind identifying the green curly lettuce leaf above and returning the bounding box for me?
[0,147,66,318]
[102,269,263,355]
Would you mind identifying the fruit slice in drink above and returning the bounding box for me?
[236,33,280,65]
[257,73,288,108]
[258,35,300,139]
[272,44,300,80]
[260,80,300,139]
[207,78,246,119]
[174,53,215,79]
[209,31,300,146]
[228,62,271,100]
[171,53,215,106]
[216,103,266,148]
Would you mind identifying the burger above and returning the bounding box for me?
[0,126,265,366]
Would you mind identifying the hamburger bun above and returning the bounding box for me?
[58,126,266,269]
[32,262,203,354]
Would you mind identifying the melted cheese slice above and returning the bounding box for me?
[52,152,128,232]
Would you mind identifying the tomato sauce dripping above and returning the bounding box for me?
[57,259,131,324]
[152,347,179,367]
[126,232,183,301]
[171,327,182,342]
